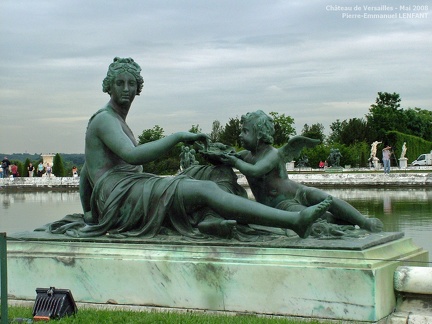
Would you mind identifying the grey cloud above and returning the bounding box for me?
[0,0,430,153]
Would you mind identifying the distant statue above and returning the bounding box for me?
[400,142,407,159]
[180,145,199,171]
[37,57,332,240]
[214,110,383,233]
[327,148,342,167]
[297,155,309,168]
[370,141,382,160]
[180,146,190,170]
[189,149,198,165]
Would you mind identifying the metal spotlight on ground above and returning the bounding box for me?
[33,287,77,321]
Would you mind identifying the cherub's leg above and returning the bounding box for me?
[179,179,332,238]
[296,184,383,232]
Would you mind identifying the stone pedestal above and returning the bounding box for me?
[286,161,295,171]
[41,154,55,167]
[399,158,408,169]
[372,157,381,169]
[6,232,428,322]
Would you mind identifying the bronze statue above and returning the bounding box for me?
[179,146,198,171]
[216,110,383,232]
[64,57,332,239]
[327,148,342,167]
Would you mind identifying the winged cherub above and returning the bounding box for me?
[219,110,383,232]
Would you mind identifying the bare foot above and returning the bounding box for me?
[296,196,333,238]
[363,218,384,232]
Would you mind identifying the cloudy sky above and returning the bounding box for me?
[0,0,430,154]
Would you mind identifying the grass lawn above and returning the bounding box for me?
[6,306,325,323]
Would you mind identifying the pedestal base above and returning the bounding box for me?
[286,161,295,171]
[372,158,381,169]
[6,232,428,322]
[399,158,408,169]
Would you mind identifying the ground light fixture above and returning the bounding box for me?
[33,287,77,321]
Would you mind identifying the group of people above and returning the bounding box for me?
[1,161,80,178]
[1,157,20,178]
[0,158,80,178]
[0,159,54,178]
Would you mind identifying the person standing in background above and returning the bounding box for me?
[72,166,78,178]
[28,162,34,177]
[45,163,52,178]
[11,163,18,177]
[45,163,52,177]
[37,162,44,177]
[1,157,10,178]
[382,146,392,175]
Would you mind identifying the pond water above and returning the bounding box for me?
[1,188,431,266]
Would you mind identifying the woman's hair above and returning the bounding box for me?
[241,110,274,144]
[102,57,144,95]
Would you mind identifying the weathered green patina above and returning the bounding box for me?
[36,57,332,240]
[212,110,383,233]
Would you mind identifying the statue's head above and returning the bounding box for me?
[102,57,144,96]
[241,110,274,144]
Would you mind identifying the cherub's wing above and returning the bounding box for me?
[278,135,320,163]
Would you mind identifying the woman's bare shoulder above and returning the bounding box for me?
[88,108,117,128]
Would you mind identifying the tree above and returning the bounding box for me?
[301,123,325,142]
[268,112,296,146]
[189,125,202,134]
[327,119,345,144]
[366,92,406,142]
[23,158,31,177]
[219,116,241,147]
[53,153,65,177]
[404,107,432,141]
[302,143,328,169]
[209,120,224,143]
[138,125,164,144]
[137,125,182,174]
[339,118,369,146]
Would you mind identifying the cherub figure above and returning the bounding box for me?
[220,110,383,232]
[180,146,199,171]
[179,146,192,170]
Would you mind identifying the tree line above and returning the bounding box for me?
[5,92,431,177]
[138,92,432,173]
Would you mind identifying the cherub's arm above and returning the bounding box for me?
[222,150,280,178]
[234,150,249,160]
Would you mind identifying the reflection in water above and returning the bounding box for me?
[325,188,432,259]
[1,188,431,259]
[0,190,82,234]
[383,196,392,215]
